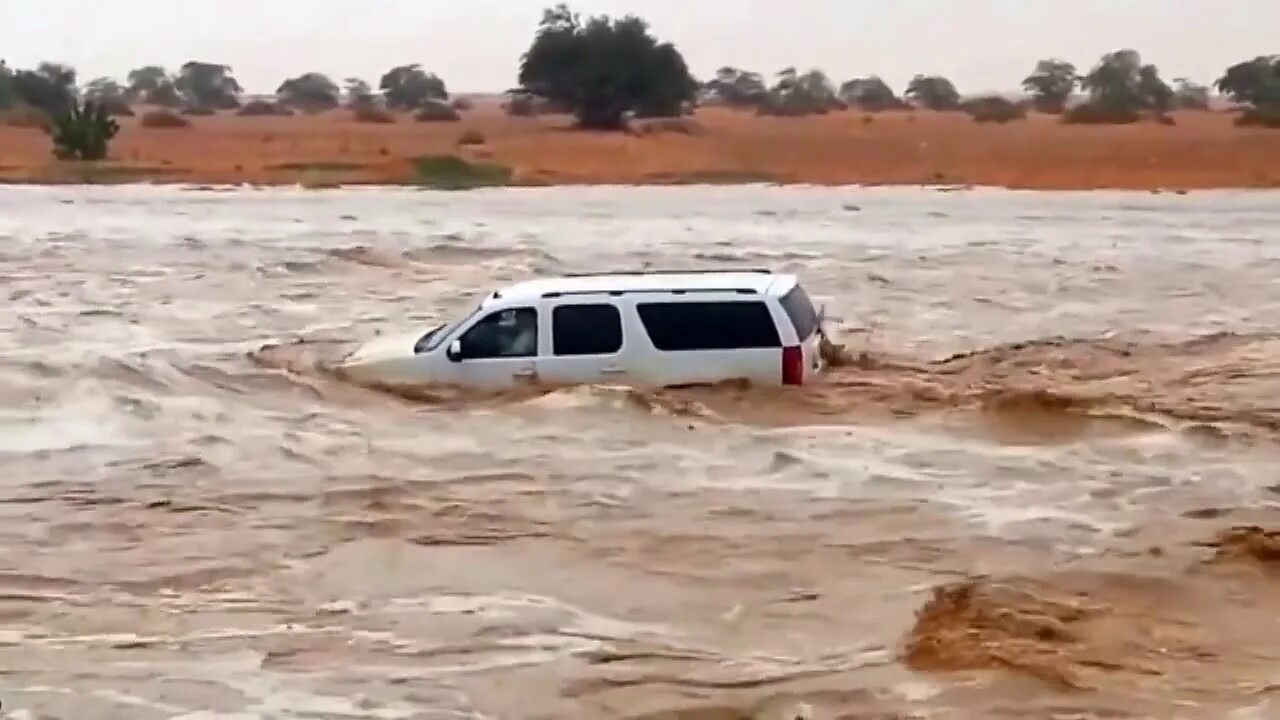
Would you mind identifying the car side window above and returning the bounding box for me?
[458,307,538,359]
[552,303,623,356]
[636,301,781,351]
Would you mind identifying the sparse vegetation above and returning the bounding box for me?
[412,154,512,190]
[458,128,487,145]
[1,13,1277,190]
[237,100,292,117]
[503,91,538,117]
[353,106,395,124]
[962,96,1027,123]
[140,109,192,128]
[414,100,461,122]
[1,105,53,129]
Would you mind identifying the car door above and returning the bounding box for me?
[536,301,628,387]
[440,306,541,390]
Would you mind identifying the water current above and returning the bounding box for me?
[2,184,1280,719]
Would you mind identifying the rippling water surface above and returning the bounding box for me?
[3,184,1280,720]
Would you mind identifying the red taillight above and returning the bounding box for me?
[782,345,803,386]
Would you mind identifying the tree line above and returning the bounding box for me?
[2,2,1277,135]
[0,60,458,117]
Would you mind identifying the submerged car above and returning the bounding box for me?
[336,268,827,391]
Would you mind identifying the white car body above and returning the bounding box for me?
[336,269,826,391]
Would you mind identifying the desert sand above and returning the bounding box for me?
[1,103,1278,189]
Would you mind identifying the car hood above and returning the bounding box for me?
[340,329,425,367]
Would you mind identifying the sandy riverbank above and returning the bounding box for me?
[1,103,1278,190]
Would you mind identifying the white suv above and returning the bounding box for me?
[337,269,826,390]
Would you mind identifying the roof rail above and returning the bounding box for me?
[562,268,773,278]
[542,287,759,299]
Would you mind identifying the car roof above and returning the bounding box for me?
[488,269,796,303]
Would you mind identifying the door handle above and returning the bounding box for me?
[601,367,626,375]
[513,368,537,378]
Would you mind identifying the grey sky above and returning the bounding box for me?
[7,0,1277,94]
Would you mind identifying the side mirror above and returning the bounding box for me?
[445,339,463,362]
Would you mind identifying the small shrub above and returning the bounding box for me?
[504,94,537,117]
[46,101,119,161]
[413,154,511,189]
[457,128,486,145]
[94,97,135,117]
[1155,114,1177,126]
[628,117,703,136]
[414,100,461,122]
[0,106,51,129]
[353,106,395,124]
[963,96,1028,124]
[1236,107,1280,128]
[862,115,874,125]
[237,100,292,117]
[451,97,474,112]
[1062,102,1141,125]
[140,110,191,129]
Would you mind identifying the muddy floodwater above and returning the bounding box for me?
[2,184,1280,720]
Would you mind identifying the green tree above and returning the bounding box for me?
[1021,59,1077,113]
[703,66,767,108]
[760,67,841,116]
[344,77,376,109]
[517,4,697,130]
[11,62,78,116]
[1138,65,1173,112]
[1078,49,1172,114]
[838,76,906,111]
[1215,56,1280,109]
[379,64,447,110]
[84,77,125,100]
[1064,49,1175,124]
[277,72,341,112]
[176,61,242,110]
[82,77,134,116]
[905,74,960,110]
[1172,78,1210,110]
[0,60,14,109]
[127,65,181,107]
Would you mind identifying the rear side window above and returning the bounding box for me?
[779,284,819,341]
[552,303,623,356]
[637,301,781,351]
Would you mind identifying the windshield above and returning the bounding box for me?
[413,303,481,354]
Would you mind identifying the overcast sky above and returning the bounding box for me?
[6,0,1277,94]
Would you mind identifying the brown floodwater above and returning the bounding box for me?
[2,184,1280,719]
